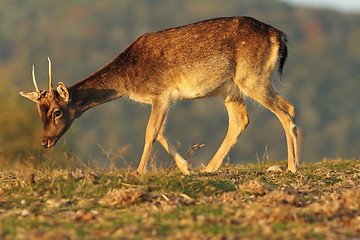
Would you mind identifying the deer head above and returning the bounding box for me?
[20,58,76,148]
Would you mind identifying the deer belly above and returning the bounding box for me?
[171,79,237,100]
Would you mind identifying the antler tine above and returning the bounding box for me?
[48,57,53,92]
[32,65,40,92]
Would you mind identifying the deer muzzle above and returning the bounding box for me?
[42,136,58,148]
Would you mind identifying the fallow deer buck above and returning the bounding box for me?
[20,17,299,174]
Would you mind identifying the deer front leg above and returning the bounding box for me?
[157,129,191,175]
[137,99,169,174]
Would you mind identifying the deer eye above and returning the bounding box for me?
[54,110,62,118]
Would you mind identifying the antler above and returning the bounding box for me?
[48,57,53,92]
[32,65,40,92]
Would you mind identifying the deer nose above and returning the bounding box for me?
[42,138,49,148]
[42,136,57,148]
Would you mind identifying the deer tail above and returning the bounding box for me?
[278,33,288,78]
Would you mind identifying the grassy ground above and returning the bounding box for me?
[0,159,359,239]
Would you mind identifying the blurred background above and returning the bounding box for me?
[0,0,359,169]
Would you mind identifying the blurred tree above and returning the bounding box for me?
[0,0,359,168]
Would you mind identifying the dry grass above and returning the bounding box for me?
[0,158,359,239]
[99,187,146,207]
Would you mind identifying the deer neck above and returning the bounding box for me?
[69,58,126,117]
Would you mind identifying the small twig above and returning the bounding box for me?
[161,194,170,202]
[119,181,144,188]
[183,144,205,160]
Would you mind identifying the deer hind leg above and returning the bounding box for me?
[137,99,169,174]
[241,78,298,172]
[203,95,249,172]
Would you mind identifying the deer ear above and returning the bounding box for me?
[57,82,71,102]
[20,91,40,103]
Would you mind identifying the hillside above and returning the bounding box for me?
[0,0,359,167]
